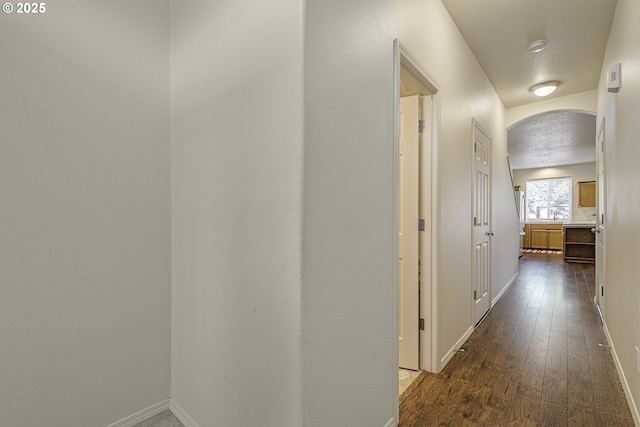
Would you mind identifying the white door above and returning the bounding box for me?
[472,120,492,326]
[398,95,419,370]
[595,119,606,320]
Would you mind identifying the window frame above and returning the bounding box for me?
[525,177,572,222]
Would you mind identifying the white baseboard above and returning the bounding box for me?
[440,326,474,369]
[105,399,170,427]
[108,399,393,427]
[602,322,640,427]
[492,271,518,307]
[170,398,201,427]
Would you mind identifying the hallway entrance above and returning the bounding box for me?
[398,253,634,426]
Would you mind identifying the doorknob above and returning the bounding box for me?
[591,228,600,233]
[486,231,494,236]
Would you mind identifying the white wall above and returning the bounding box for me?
[596,0,640,422]
[301,0,395,425]
[171,2,399,425]
[513,163,597,222]
[395,0,518,364]
[505,90,597,128]
[170,1,304,426]
[0,2,171,426]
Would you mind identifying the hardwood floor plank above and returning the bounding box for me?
[568,402,598,427]
[519,313,550,394]
[541,331,568,405]
[399,254,634,427]
[537,399,568,426]
[506,383,540,426]
[486,378,518,413]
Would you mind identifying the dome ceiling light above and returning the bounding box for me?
[527,39,547,53]
[530,81,560,97]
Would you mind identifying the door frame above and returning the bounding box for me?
[392,39,441,418]
[595,117,606,320]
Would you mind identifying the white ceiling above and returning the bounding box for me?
[441,0,617,169]
[508,111,596,169]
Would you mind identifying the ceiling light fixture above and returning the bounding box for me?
[528,39,547,53]
[530,81,560,97]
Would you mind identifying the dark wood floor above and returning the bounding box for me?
[399,253,635,427]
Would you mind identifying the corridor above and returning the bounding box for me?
[399,253,634,426]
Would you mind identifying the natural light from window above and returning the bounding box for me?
[525,177,572,221]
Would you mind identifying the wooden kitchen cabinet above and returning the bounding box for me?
[548,228,564,250]
[522,224,531,248]
[530,227,548,249]
[578,181,596,208]
[529,223,563,250]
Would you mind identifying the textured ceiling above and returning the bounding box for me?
[441,0,617,109]
[507,111,596,170]
[441,0,614,169]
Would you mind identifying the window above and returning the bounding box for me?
[526,177,572,221]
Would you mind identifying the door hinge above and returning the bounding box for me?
[474,290,477,300]
[602,286,604,297]
[419,318,425,331]
[418,219,425,231]
[418,120,425,134]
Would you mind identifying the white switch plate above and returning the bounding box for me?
[608,63,621,93]
[635,346,640,374]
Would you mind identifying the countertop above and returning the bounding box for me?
[524,220,596,226]
[562,220,596,227]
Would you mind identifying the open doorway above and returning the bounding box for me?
[392,40,441,415]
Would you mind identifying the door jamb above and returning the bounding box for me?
[595,117,606,320]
